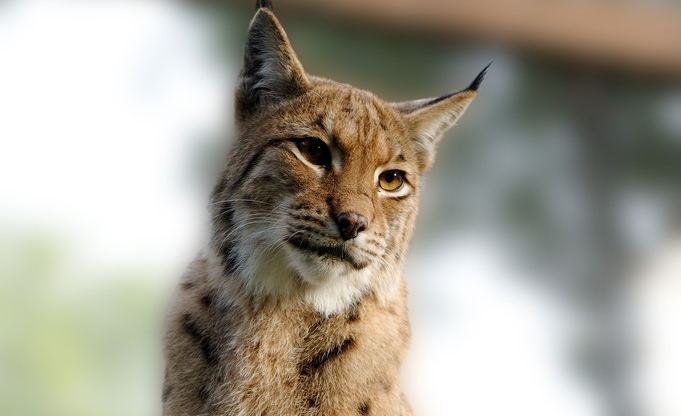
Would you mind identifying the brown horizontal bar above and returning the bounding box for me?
[236,0,681,77]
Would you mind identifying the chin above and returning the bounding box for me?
[288,247,358,284]
[287,248,373,315]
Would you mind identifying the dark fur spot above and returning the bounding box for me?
[306,318,323,337]
[181,282,196,290]
[300,337,355,376]
[182,314,220,365]
[220,241,239,276]
[347,309,360,322]
[162,383,173,403]
[381,378,392,393]
[216,202,234,229]
[359,401,370,415]
[261,174,278,183]
[229,139,285,193]
[233,153,262,192]
[211,195,234,236]
[307,395,320,408]
[347,302,361,322]
[330,134,341,150]
[362,117,371,138]
[314,115,325,131]
[213,209,235,267]
[218,202,234,221]
[198,385,210,403]
[200,291,215,308]
[211,177,228,200]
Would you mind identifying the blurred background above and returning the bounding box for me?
[1,0,680,415]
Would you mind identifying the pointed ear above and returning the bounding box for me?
[236,7,310,121]
[393,64,490,170]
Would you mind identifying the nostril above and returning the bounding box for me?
[337,212,369,240]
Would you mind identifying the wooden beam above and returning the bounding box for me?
[240,0,681,77]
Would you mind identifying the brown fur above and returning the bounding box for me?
[164,254,412,415]
[163,3,484,415]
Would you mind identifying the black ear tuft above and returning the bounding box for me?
[466,62,492,92]
[256,0,273,11]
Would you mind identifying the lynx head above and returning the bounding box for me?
[210,0,487,315]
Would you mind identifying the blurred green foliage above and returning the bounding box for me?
[0,232,167,416]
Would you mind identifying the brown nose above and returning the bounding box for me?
[336,212,368,240]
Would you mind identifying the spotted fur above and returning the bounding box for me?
[163,2,485,414]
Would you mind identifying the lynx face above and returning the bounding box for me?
[209,6,486,315]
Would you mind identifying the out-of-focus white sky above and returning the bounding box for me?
[405,237,603,416]
[0,1,679,416]
[0,0,226,277]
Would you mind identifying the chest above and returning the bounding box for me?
[220,297,411,415]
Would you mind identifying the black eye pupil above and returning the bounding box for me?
[297,138,330,167]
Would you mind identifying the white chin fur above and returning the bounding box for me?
[286,248,372,316]
[232,232,372,315]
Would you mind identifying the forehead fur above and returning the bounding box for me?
[238,77,416,164]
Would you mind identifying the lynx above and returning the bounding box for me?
[162,1,487,414]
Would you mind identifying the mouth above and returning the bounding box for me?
[286,235,368,270]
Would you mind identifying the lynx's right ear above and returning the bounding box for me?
[392,63,490,171]
[236,5,310,121]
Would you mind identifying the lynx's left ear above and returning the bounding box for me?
[236,3,310,121]
[393,63,490,171]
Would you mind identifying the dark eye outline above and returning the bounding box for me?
[378,170,405,192]
[295,138,332,168]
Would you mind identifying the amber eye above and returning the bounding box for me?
[378,170,405,192]
[296,138,331,167]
